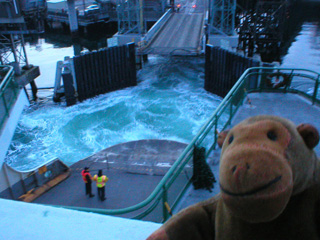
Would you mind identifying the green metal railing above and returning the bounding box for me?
[0,65,21,133]
[59,67,320,222]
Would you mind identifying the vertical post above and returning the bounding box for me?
[33,172,39,187]
[229,102,233,125]
[214,117,218,149]
[19,173,27,193]
[10,34,18,63]
[53,61,64,102]
[2,94,9,117]
[162,186,169,222]
[231,0,236,34]
[20,34,29,68]
[221,0,225,33]
[170,0,174,11]
[139,0,144,34]
[161,0,165,12]
[117,2,121,33]
[30,80,38,101]
[73,40,82,56]
[62,63,77,106]
[67,0,79,35]
[312,75,319,105]
[20,35,29,67]
[3,164,15,199]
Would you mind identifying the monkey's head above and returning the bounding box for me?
[218,115,319,223]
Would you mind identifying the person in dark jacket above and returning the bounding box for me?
[81,167,94,198]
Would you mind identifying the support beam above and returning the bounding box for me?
[67,0,79,34]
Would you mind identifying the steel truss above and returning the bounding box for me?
[116,0,168,34]
[208,0,236,36]
[117,0,144,34]
[0,33,29,72]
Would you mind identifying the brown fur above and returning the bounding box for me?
[147,115,320,240]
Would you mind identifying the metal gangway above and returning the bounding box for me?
[140,0,207,55]
[116,0,236,56]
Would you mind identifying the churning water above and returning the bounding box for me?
[5,2,320,170]
[6,56,222,170]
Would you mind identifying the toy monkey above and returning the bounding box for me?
[147,115,320,240]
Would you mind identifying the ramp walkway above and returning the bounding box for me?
[142,0,206,55]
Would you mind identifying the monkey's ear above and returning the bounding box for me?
[217,130,229,148]
[297,123,319,149]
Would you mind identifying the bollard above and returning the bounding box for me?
[62,66,76,106]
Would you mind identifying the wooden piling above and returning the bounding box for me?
[72,43,137,103]
[205,45,260,98]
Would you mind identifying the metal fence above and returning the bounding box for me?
[0,66,21,133]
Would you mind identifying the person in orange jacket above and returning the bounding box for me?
[81,167,94,198]
[93,169,109,201]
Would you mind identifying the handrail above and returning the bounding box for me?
[56,67,320,221]
[0,65,21,133]
[0,66,14,91]
[143,8,173,44]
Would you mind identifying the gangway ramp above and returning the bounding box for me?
[142,0,206,55]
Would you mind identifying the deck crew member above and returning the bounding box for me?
[81,167,94,198]
[93,169,109,201]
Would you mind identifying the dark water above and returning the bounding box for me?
[280,2,320,71]
[5,2,320,170]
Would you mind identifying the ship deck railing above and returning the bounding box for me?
[50,67,319,222]
[0,65,20,134]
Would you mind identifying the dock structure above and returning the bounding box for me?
[46,0,111,28]
[115,0,238,56]
[0,0,46,100]
[46,0,168,28]
[237,0,288,62]
[53,42,137,106]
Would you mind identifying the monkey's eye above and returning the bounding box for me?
[267,130,277,141]
[228,135,234,144]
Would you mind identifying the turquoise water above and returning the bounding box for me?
[6,56,222,170]
[5,3,320,171]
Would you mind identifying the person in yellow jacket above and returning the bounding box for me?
[92,169,109,201]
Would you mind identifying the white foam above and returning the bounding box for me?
[6,57,221,170]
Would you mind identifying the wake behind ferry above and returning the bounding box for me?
[0,0,320,239]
